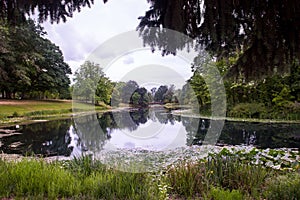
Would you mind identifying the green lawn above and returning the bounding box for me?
[0,100,72,116]
[0,100,72,117]
[0,99,109,126]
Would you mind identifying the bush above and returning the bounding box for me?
[228,103,267,118]
[166,154,270,198]
[207,187,243,200]
[12,111,19,117]
[263,173,300,200]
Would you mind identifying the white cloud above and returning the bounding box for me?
[42,1,195,88]
[42,0,149,73]
[104,51,193,89]
[123,56,134,65]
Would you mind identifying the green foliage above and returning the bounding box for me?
[166,161,206,198]
[96,75,114,105]
[111,82,126,106]
[182,57,300,120]
[153,85,179,105]
[24,109,71,117]
[131,92,141,105]
[154,85,168,103]
[138,1,300,80]
[0,148,299,199]
[0,19,71,99]
[130,87,150,107]
[73,61,113,105]
[0,157,157,199]
[166,153,273,199]
[207,187,243,200]
[120,80,139,104]
[12,111,19,117]
[0,159,80,198]
[205,154,269,196]
[0,0,97,24]
[272,86,294,107]
[263,173,300,200]
[228,103,267,118]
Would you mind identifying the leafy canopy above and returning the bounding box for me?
[137,0,300,80]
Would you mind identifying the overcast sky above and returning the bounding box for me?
[42,0,193,89]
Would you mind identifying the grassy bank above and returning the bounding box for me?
[0,99,110,126]
[0,151,299,199]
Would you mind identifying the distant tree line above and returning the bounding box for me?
[73,61,180,107]
[0,19,71,99]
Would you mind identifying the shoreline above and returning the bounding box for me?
[1,106,300,128]
[171,109,300,124]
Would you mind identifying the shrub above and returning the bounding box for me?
[12,111,19,117]
[228,103,267,118]
[207,187,243,200]
[263,173,300,200]
[166,154,271,199]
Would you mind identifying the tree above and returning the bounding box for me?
[73,61,112,104]
[111,81,126,106]
[189,72,210,107]
[130,87,150,107]
[0,0,108,24]
[163,84,175,103]
[0,19,71,99]
[121,80,139,104]
[138,0,300,80]
[33,37,71,99]
[96,75,113,105]
[154,85,168,103]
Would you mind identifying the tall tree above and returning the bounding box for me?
[154,85,168,103]
[74,61,102,103]
[0,0,106,24]
[120,80,139,104]
[138,0,300,80]
[0,19,71,99]
[130,87,150,107]
[73,61,113,104]
[33,37,71,99]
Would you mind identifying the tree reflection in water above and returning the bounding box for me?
[0,108,299,157]
[0,119,72,156]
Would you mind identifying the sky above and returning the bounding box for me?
[42,0,193,89]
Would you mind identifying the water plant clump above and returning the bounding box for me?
[92,145,300,173]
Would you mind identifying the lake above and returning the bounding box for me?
[0,107,299,158]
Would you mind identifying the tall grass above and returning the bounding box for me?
[0,154,299,199]
[165,154,275,199]
[0,159,80,199]
[263,173,300,200]
[0,157,157,199]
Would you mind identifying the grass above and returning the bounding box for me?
[264,173,300,199]
[0,99,110,126]
[0,157,157,200]
[0,152,299,199]
[165,154,271,199]
[0,100,72,116]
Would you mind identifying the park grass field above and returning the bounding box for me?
[0,100,72,116]
[0,99,109,126]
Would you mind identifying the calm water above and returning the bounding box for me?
[0,107,299,157]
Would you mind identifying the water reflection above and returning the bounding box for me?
[0,107,299,157]
[0,120,72,156]
[73,107,189,152]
